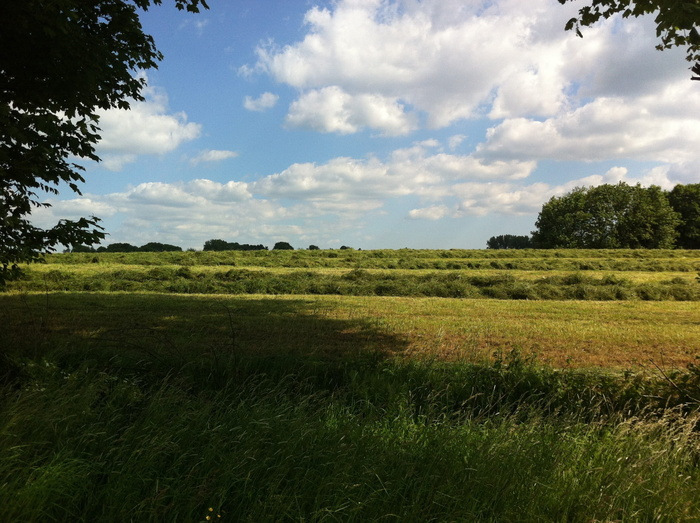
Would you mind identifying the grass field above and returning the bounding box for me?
[2,249,700,521]
[9,249,700,300]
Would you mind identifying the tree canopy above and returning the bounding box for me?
[203,239,268,252]
[558,0,700,78]
[486,235,533,250]
[532,183,681,249]
[668,183,700,248]
[0,0,208,282]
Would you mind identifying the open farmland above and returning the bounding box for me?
[2,249,700,521]
[9,248,700,300]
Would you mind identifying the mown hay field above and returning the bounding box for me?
[6,248,700,368]
[2,249,700,521]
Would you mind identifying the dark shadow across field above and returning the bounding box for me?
[0,293,409,382]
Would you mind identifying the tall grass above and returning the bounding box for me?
[2,344,700,521]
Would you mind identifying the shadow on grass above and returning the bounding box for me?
[0,292,409,390]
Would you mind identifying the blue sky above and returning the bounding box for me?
[36,0,700,250]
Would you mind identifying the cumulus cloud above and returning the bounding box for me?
[100,154,137,171]
[186,179,252,201]
[30,198,118,228]
[408,205,449,220]
[245,0,587,133]
[243,92,279,111]
[190,149,239,166]
[285,86,416,135]
[452,182,555,216]
[478,81,700,166]
[251,141,536,204]
[118,180,252,208]
[448,135,466,150]
[34,137,542,245]
[405,163,680,221]
[94,80,201,169]
[36,153,684,248]
[242,0,697,162]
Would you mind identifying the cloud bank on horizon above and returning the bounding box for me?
[36,0,700,249]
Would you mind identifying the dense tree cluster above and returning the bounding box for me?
[532,183,699,249]
[668,184,700,248]
[74,242,182,253]
[75,240,356,252]
[486,235,533,250]
[203,239,267,251]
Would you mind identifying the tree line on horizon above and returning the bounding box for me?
[488,182,700,250]
[71,240,357,253]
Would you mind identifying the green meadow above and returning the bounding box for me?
[2,249,700,521]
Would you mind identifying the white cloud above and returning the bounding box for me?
[285,86,416,135]
[186,179,252,201]
[94,81,201,168]
[479,81,700,166]
[69,180,274,247]
[30,198,118,227]
[179,17,210,35]
[246,0,587,132]
[252,141,536,204]
[194,19,209,34]
[243,92,279,111]
[117,180,252,209]
[402,161,682,221]
[408,205,449,220]
[448,135,466,150]
[243,0,697,157]
[452,182,555,216]
[190,149,239,166]
[100,154,137,172]
[35,154,685,249]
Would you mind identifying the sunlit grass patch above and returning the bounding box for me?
[2,293,699,369]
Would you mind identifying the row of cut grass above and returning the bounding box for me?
[10,263,700,300]
[44,248,700,271]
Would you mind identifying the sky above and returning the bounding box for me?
[34,0,700,250]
